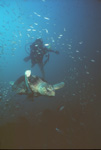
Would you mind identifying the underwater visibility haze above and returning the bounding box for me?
[0,0,101,149]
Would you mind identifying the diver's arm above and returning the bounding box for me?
[47,49,59,54]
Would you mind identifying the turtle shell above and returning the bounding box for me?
[12,75,27,95]
[12,75,43,96]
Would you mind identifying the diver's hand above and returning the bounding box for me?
[55,51,59,54]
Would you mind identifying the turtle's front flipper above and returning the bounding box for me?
[25,70,32,93]
[53,82,65,90]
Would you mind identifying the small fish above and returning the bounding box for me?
[59,34,63,37]
[34,12,41,17]
[68,44,71,47]
[51,38,55,42]
[64,28,66,31]
[32,29,36,31]
[37,14,41,17]
[44,44,49,46]
[91,59,95,62]
[29,25,34,28]
[34,12,37,15]
[56,128,63,134]
[45,29,48,33]
[34,23,38,25]
[86,71,90,74]
[76,50,79,53]
[19,32,22,36]
[79,41,83,44]
[27,34,30,37]
[44,17,50,20]
[59,106,64,111]
[27,29,31,31]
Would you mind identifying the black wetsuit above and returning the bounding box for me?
[24,39,59,79]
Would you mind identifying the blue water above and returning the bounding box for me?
[0,0,101,149]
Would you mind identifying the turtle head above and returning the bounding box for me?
[38,83,55,96]
[25,70,31,77]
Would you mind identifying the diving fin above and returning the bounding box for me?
[24,56,31,62]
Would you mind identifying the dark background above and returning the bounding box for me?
[0,0,101,149]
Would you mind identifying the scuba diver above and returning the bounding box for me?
[24,38,59,79]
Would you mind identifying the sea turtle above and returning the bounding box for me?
[12,70,65,97]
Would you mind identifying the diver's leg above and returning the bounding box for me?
[43,53,49,66]
[31,59,35,68]
[38,63,45,79]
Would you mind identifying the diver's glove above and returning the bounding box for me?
[55,51,59,54]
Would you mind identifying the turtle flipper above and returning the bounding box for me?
[53,82,65,90]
